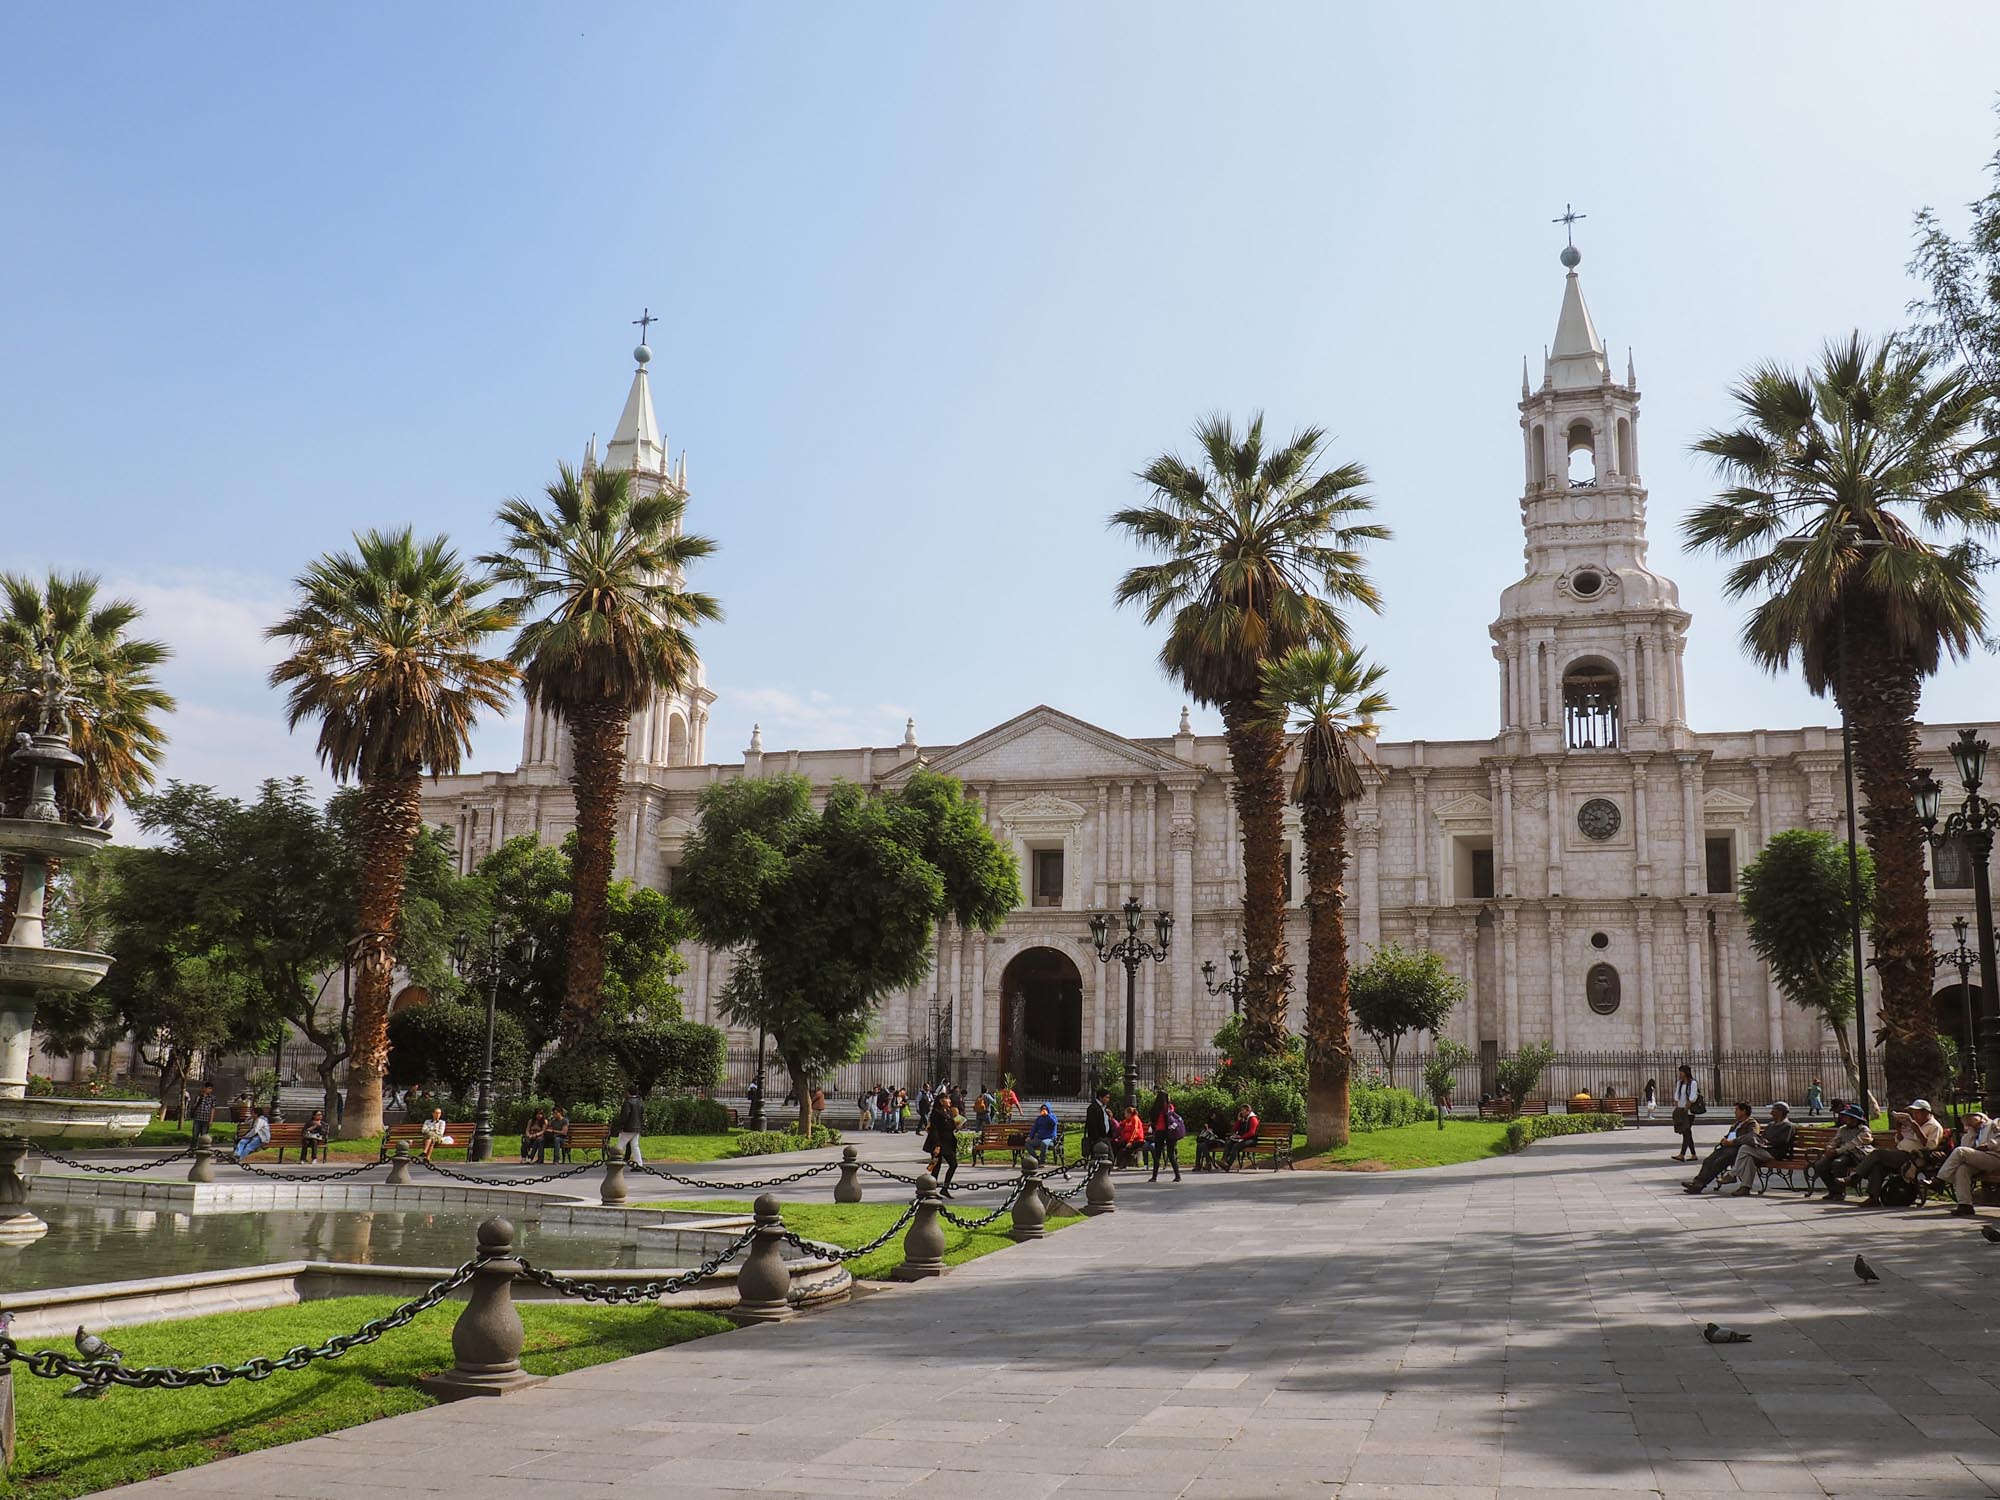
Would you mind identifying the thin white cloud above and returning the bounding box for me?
[724,686,915,753]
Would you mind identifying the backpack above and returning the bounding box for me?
[1878,1173,1920,1208]
[1167,1109,1187,1141]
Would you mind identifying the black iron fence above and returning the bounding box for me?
[1365,1047,1881,1112]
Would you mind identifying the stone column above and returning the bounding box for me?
[1678,755,1703,897]
[1636,904,1657,1051]
[1461,913,1482,1045]
[1411,770,1431,905]
[1170,803,1196,1044]
[1683,904,1709,1056]
[1631,756,1652,894]
[970,933,988,1054]
[1547,905,1567,1051]
[1543,760,1562,897]
[1496,764,1515,895]
[1752,760,1773,852]
[1357,814,1381,949]
[1094,783,1110,907]
[1500,905,1520,1051]
[1118,782,1133,903]
[1716,911,1737,1052]
[1143,783,1158,907]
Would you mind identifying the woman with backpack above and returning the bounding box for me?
[1147,1088,1185,1182]
[1671,1064,1701,1162]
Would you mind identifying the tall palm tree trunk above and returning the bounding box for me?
[1300,792,1352,1151]
[1222,698,1292,1062]
[563,698,630,1031]
[342,765,424,1138]
[1842,625,1945,1106]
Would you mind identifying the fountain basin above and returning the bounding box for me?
[0,1094,157,1141]
[0,818,111,863]
[0,947,114,996]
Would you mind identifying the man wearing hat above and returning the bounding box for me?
[1937,1111,2000,1217]
[1807,1105,1875,1199]
[1724,1100,1795,1197]
[1849,1099,1944,1207]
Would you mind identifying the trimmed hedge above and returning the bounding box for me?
[733,1124,841,1156]
[1501,1112,1623,1153]
[1350,1080,1436,1131]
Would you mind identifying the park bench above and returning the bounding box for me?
[561,1123,613,1162]
[233,1120,311,1162]
[1589,1097,1639,1122]
[1230,1121,1295,1171]
[377,1121,475,1160]
[1477,1098,1548,1120]
[1752,1124,1833,1193]
[970,1122,1066,1167]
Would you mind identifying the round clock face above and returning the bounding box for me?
[1577,798,1621,841]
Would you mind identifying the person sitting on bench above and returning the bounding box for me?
[545,1107,571,1161]
[1849,1100,1943,1207]
[1112,1104,1147,1168]
[419,1107,452,1163]
[522,1109,549,1164]
[1023,1103,1060,1165]
[1725,1100,1792,1196]
[234,1107,272,1163]
[1938,1112,2000,1218]
[1222,1104,1261,1169]
[1193,1113,1228,1172]
[1685,1102,1760,1194]
[301,1109,329,1164]
[1807,1105,1875,1199]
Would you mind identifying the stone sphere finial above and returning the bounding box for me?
[634,343,652,366]
[477,1216,516,1253]
[1560,244,1581,270]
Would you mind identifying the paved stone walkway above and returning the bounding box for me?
[108,1130,2000,1499]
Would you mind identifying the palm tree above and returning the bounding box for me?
[268,529,516,1136]
[1264,643,1389,1151]
[1113,414,1386,1063]
[1685,334,2000,1105]
[0,572,174,939]
[484,463,720,1029]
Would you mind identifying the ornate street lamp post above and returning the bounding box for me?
[1201,949,1247,1018]
[452,920,539,1164]
[1090,897,1172,1113]
[1934,914,1980,1107]
[1913,728,2000,1117]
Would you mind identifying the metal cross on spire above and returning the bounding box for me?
[1552,204,1586,248]
[632,307,657,342]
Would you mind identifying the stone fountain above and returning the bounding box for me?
[0,719,158,1242]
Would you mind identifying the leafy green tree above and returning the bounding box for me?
[483,465,720,1028]
[267,529,516,1137]
[385,1000,528,1103]
[1419,1038,1473,1133]
[1909,110,2000,438]
[1351,943,1466,1073]
[1738,828,1875,1099]
[675,770,1018,1131]
[1494,1041,1556,1110]
[1112,415,1386,1065]
[604,1018,726,1096]
[1264,642,1390,1150]
[1683,336,1999,1104]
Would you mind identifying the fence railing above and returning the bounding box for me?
[1364,1047,1883,1109]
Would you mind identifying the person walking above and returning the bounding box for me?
[1671,1065,1701,1161]
[1806,1078,1825,1118]
[1641,1078,1657,1121]
[614,1089,646,1165]
[923,1094,961,1197]
[1147,1088,1184,1182]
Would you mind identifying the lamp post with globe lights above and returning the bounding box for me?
[1090,898,1173,1113]
[1912,728,2000,1116]
[451,920,540,1163]
[1934,915,1980,1110]
[1201,950,1247,1019]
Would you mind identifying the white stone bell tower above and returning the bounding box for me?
[1490,236,1692,760]
[518,314,716,776]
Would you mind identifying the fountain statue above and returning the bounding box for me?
[0,708,158,1242]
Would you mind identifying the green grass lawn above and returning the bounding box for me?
[0,1296,730,1499]
[638,1196,1079,1281]
[1298,1119,1515,1171]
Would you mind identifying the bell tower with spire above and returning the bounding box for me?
[518,315,714,776]
[1490,230,1691,761]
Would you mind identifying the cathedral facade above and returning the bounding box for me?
[420,256,1992,1087]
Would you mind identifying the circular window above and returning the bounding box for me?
[1589,931,1610,950]
[1570,569,1604,598]
[1585,963,1621,1015]
[1577,798,1621,841]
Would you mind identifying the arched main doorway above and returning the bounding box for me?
[1933,981,1984,1080]
[999,946,1084,1096]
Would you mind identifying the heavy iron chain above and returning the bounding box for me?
[511,1225,758,1303]
[938,1178,1030,1230]
[626,1160,839,1192]
[417,1159,600,1187]
[0,1256,484,1389]
[1038,1161,1105,1208]
[31,1145,194,1175]
[227,1155,384,1183]
[777,1201,918,1262]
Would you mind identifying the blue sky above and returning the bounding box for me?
[7,3,2000,804]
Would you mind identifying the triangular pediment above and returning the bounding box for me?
[880,705,1201,787]
[1432,792,1494,830]
[1702,786,1757,823]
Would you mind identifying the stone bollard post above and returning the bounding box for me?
[384,1141,414,1187]
[1083,1142,1117,1216]
[1009,1166,1047,1242]
[419,1218,546,1401]
[600,1153,628,1205]
[730,1193,795,1324]
[890,1172,948,1280]
[833,1145,862,1204]
[186,1134,214,1185]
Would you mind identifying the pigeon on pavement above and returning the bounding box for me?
[1982,1224,2000,1244]
[1702,1322,1752,1344]
[1853,1254,1881,1284]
